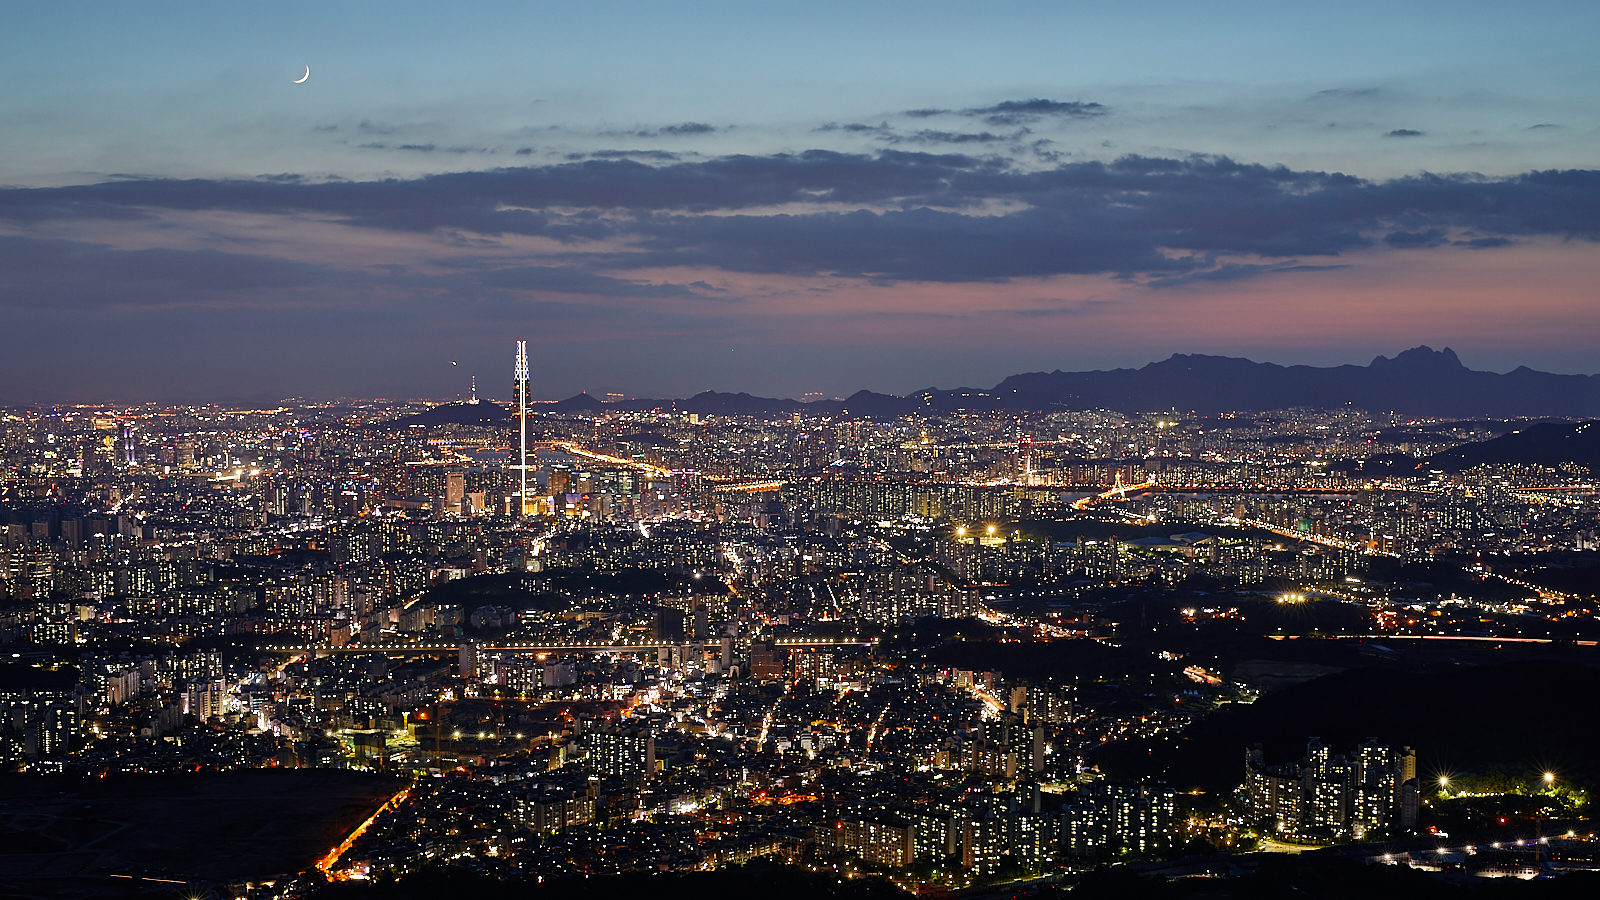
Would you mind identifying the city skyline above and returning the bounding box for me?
[3,2,1600,403]
[8,7,1600,894]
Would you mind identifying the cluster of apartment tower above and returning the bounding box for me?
[1243,738,1419,840]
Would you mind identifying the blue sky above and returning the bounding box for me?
[6,1,1595,184]
[2,2,1598,402]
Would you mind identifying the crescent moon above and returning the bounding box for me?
[293,66,310,84]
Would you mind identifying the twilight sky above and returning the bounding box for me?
[3,0,1598,404]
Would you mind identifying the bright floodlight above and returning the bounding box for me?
[1439,776,1449,787]
[986,524,996,534]
[1544,772,1556,783]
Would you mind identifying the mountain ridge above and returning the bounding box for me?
[990,345,1600,416]
[634,348,1600,418]
[395,347,1600,421]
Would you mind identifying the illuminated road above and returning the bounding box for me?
[1230,517,1396,557]
[549,441,671,478]
[1073,480,1158,509]
[756,680,793,752]
[265,636,872,655]
[318,783,412,879]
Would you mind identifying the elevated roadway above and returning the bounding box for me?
[264,636,871,655]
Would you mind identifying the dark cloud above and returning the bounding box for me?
[1454,236,1515,249]
[658,122,716,136]
[1313,88,1381,99]
[3,154,1599,290]
[360,143,496,154]
[895,130,1023,145]
[1528,123,1560,130]
[1383,228,1446,248]
[0,150,1001,229]
[515,147,535,155]
[578,150,682,161]
[1385,129,1425,138]
[0,235,342,308]
[817,122,894,135]
[903,108,949,118]
[612,123,717,138]
[961,99,1106,126]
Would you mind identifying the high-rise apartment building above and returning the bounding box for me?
[1244,738,1418,840]
[581,723,655,780]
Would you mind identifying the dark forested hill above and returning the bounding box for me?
[1096,659,1600,793]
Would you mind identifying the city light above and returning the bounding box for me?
[9,357,1600,888]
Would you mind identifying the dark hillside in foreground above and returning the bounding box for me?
[1095,659,1600,794]
[300,852,1600,900]
[0,769,398,891]
[308,863,904,900]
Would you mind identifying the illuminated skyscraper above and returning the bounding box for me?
[514,341,529,517]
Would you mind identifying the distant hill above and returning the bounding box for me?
[549,392,606,413]
[680,390,807,416]
[379,401,509,427]
[646,348,1600,418]
[1429,421,1600,472]
[395,347,1600,422]
[996,346,1600,417]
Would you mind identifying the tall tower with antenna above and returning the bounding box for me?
[514,341,529,517]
